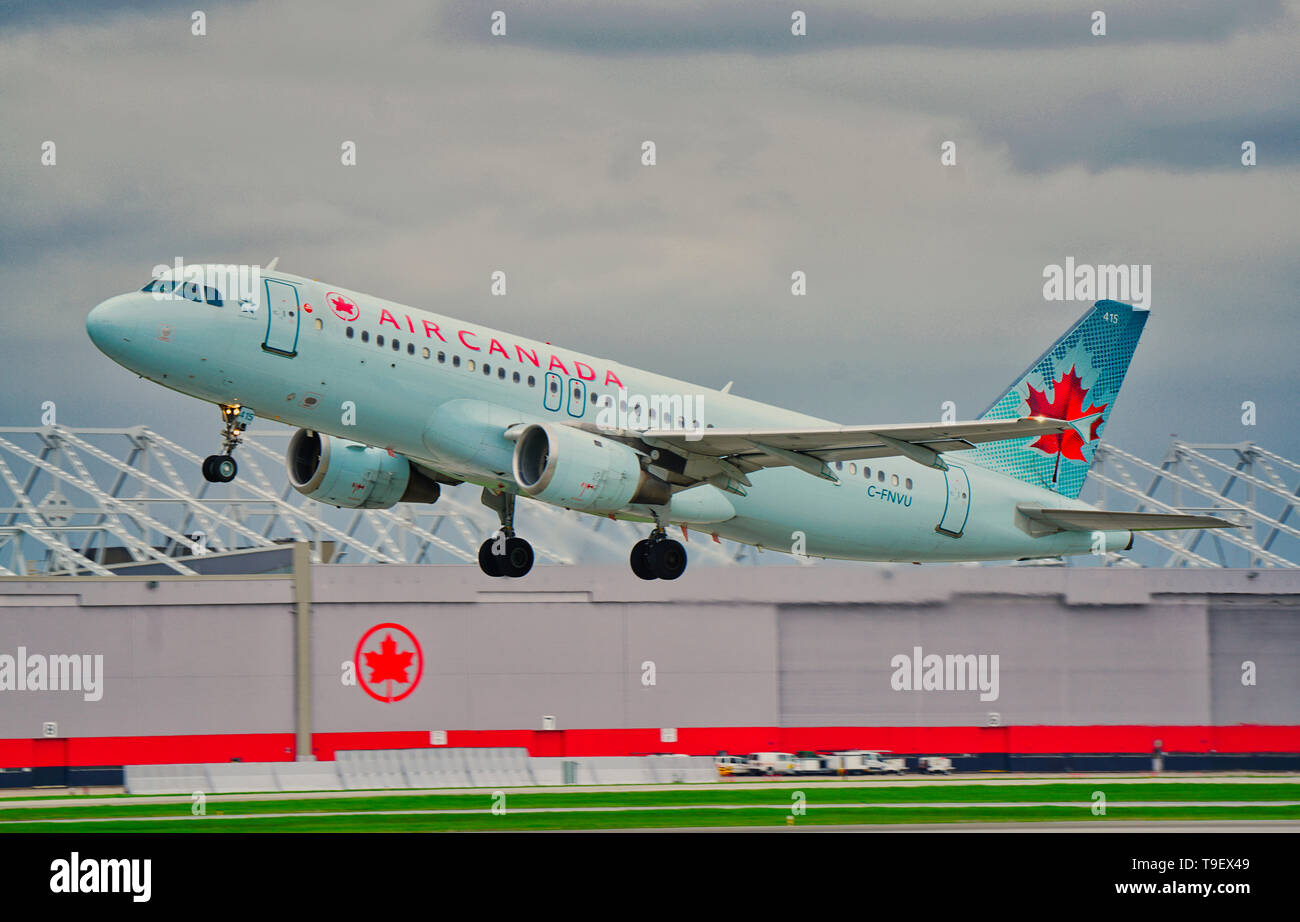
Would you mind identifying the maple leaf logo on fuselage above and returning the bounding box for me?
[327,292,359,321]
[364,632,414,684]
[1024,365,1107,461]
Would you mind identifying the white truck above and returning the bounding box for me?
[792,752,828,774]
[824,750,907,774]
[745,752,799,775]
[714,755,751,777]
[917,755,954,774]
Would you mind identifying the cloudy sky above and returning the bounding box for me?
[2,0,1297,503]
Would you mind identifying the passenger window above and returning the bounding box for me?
[421,346,429,359]
[849,463,857,475]
[878,470,885,482]
[467,359,476,372]
[452,355,460,367]
[346,327,355,339]
[549,379,558,393]
[313,318,322,331]
[498,367,506,379]
[905,478,913,489]
[392,339,400,351]
[512,371,520,383]
[527,375,536,387]
[437,351,445,363]
[377,335,384,347]
[361,330,370,343]
[483,363,491,375]
[864,466,870,478]
[891,474,899,486]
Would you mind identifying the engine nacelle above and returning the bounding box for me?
[512,423,670,512]
[286,429,440,509]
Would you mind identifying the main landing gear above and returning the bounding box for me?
[478,488,534,579]
[202,404,249,484]
[630,525,688,581]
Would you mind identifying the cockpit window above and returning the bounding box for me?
[141,278,223,306]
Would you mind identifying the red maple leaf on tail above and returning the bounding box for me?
[364,633,414,684]
[1024,365,1107,461]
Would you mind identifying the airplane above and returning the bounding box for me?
[85,264,1234,579]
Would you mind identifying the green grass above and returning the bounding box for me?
[1,804,1297,833]
[0,782,1295,831]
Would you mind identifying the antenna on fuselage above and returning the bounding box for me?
[265,256,280,272]
[720,381,734,394]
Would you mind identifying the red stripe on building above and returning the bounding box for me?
[2,725,1298,768]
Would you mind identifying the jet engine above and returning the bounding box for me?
[512,423,670,512]
[286,429,441,509]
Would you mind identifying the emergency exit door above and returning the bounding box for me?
[263,279,300,356]
[936,464,971,537]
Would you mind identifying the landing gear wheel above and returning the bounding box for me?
[502,536,534,578]
[207,404,249,483]
[648,538,687,580]
[202,454,237,483]
[478,538,506,577]
[630,539,656,580]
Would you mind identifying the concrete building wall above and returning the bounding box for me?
[778,595,1212,726]
[0,577,294,740]
[0,565,1296,764]
[1208,596,1300,726]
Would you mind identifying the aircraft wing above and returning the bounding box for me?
[587,417,1078,490]
[1016,505,1238,535]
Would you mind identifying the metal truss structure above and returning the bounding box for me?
[1084,442,1300,568]
[0,426,752,576]
[1,426,1296,575]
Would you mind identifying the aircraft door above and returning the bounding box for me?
[263,279,300,356]
[935,464,970,537]
[567,378,586,418]
[543,372,563,412]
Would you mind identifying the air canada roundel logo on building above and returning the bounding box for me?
[354,622,423,702]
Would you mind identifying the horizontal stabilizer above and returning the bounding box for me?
[1016,504,1237,536]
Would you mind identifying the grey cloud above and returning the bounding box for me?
[982,97,1300,172]
[0,0,246,31]
[439,0,1287,55]
[0,0,1296,482]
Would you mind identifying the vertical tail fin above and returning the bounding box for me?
[961,300,1148,499]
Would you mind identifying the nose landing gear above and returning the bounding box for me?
[478,488,534,578]
[202,405,251,484]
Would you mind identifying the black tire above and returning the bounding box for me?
[478,538,505,577]
[201,456,219,483]
[630,539,656,580]
[503,536,534,578]
[648,538,687,580]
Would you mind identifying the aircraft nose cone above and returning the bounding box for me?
[86,294,133,357]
